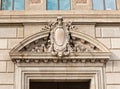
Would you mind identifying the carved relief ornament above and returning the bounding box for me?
[10,17,111,64]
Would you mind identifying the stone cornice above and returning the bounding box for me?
[1,10,120,23]
[11,52,111,64]
[9,17,111,65]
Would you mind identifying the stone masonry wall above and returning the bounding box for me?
[96,25,120,89]
[0,0,120,89]
[0,25,24,89]
[0,24,120,89]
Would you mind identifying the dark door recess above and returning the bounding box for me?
[30,81,90,89]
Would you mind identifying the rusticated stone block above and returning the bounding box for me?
[97,38,111,48]
[8,39,23,49]
[106,73,120,84]
[0,73,14,84]
[0,62,6,72]
[0,39,7,49]
[0,85,13,89]
[0,50,10,61]
[106,61,113,72]
[7,61,14,73]
[17,27,24,38]
[76,0,87,3]
[107,85,120,89]
[101,27,120,37]
[111,38,120,48]
[31,0,40,4]
[0,28,16,38]
[111,50,120,60]
[113,61,120,72]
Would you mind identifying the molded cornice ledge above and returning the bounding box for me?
[10,52,111,64]
[0,10,120,23]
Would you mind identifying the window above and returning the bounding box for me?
[1,0,24,10]
[47,0,70,10]
[93,0,116,10]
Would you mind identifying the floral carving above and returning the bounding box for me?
[20,17,100,58]
[10,17,111,64]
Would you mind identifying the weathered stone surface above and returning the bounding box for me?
[0,62,6,72]
[107,85,120,89]
[101,27,120,37]
[97,38,111,48]
[106,73,120,84]
[31,0,40,4]
[0,85,13,89]
[111,38,120,48]
[113,61,120,72]
[24,24,44,38]
[0,50,10,60]
[1,1,120,88]
[106,61,113,72]
[77,25,95,37]
[0,73,14,84]
[76,0,87,3]
[0,39,7,49]
[0,28,16,38]
[7,61,14,73]
[96,27,101,37]
[17,27,24,38]
[8,39,23,49]
[111,50,120,60]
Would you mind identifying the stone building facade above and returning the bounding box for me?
[0,0,120,89]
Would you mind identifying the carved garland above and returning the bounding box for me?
[20,17,100,55]
[10,17,111,64]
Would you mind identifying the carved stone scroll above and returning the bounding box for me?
[20,17,100,57]
[10,17,111,64]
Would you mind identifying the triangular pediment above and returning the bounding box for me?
[10,17,111,64]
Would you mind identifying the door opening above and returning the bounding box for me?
[30,80,90,89]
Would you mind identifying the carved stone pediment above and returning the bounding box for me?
[10,17,111,64]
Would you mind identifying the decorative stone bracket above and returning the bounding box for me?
[9,17,111,64]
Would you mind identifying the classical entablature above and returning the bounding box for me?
[9,17,111,64]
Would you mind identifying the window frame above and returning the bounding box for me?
[0,0,25,10]
[0,0,1,10]
[46,0,71,10]
[92,0,117,10]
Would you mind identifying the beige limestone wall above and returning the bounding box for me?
[72,0,92,10]
[0,25,24,89]
[96,25,120,89]
[1,23,120,89]
[0,0,120,89]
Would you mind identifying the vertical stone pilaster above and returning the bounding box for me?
[116,0,120,10]
[25,0,30,10]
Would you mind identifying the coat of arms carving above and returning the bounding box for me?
[20,17,101,57]
[10,17,111,64]
[48,17,72,57]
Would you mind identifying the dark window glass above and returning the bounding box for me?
[47,0,58,10]
[14,0,25,10]
[59,0,70,10]
[1,0,24,10]
[93,0,104,10]
[47,0,70,10]
[93,0,116,10]
[105,0,116,10]
[2,0,13,10]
